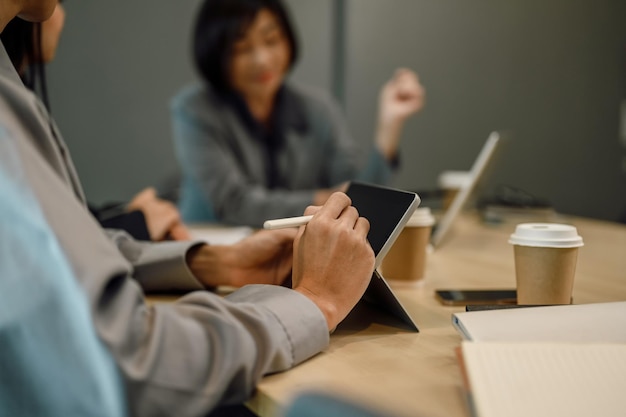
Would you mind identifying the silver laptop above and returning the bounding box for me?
[431,131,504,248]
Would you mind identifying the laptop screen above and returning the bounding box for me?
[431,131,505,247]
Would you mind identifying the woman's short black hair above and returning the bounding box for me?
[193,0,299,95]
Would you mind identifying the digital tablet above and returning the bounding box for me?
[345,182,421,331]
[345,182,420,268]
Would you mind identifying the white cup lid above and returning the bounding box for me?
[508,223,584,248]
[438,171,471,189]
[406,207,435,227]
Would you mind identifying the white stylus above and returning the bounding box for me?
[263,215,314,230]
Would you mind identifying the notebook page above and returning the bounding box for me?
[461,342,626,417]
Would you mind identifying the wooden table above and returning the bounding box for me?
[244,213,626,417]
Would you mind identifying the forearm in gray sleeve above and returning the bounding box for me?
[99,280,328,416]
[105,228,205,292]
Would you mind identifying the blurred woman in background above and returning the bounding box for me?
[172,0,425,227]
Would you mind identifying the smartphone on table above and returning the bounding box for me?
[435,289,517,306]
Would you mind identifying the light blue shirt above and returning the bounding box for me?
[0,129,127,417]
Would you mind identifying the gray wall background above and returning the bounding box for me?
[48,0,626,221]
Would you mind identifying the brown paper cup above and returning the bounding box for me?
[509,223,583,305]
[513,245,579,305]
[381,225,432,283]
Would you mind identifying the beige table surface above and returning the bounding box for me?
[242,213,626,417]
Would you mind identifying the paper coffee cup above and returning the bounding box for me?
[381,208,435,284]
[509,223,583,305]
[438,171,471,210]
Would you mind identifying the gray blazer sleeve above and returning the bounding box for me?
[8,101,330,417]
[104,228,205,292]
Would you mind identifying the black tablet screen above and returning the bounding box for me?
[345,182,419,259]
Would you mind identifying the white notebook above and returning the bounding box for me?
[452,301,626,343]
[460,342,626,417]
[190,225,253,245]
